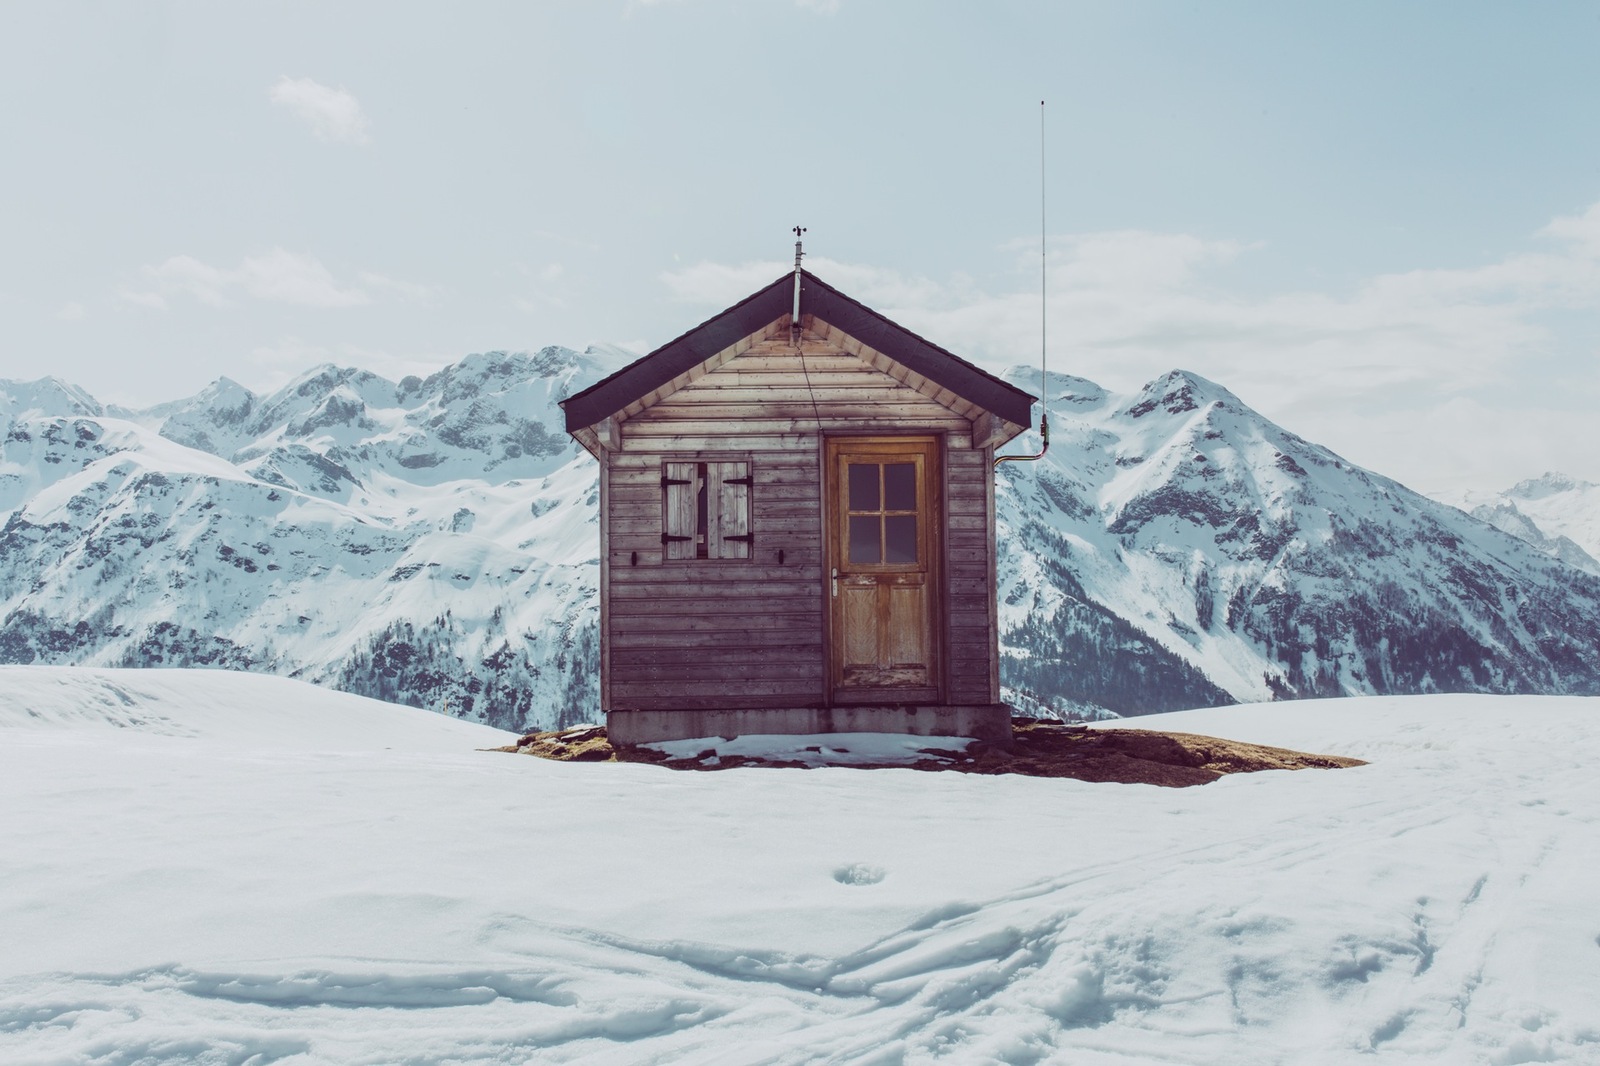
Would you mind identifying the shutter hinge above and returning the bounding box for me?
[724,476,753,486]
[723,534,754,543]
[661,533,693,543]
[660,476,691,487]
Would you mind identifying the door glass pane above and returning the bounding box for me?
[884,463,916,511]
[848,463,879,511]
[885,515,918,563]
[849,515,881,564]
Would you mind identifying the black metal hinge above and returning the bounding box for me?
[661,533,693,543]
[660,476,691,487]
[724,476,753,486]
[723,534,754,543]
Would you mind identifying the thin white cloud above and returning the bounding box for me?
[529,229,602,252]
[356,271,438,305]
[269,76,372,145]
[659,255,963,311]
[660,201,1600,492]
[249,335,338,371]
[238,249,370,306]
[129,249,428,310]
[1540,201,1600,256]
[1301,397,1600,498]
[662,214,1599,401]
[660,259,788,304]
[512,262,570,313]
[144,254,238,307]
[116,288,168,311]
[143,249,366,308]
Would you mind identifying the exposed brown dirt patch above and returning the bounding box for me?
[493,718,1364,787]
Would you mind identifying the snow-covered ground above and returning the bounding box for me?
[644,733,975,768]
[2,668,1596,1064]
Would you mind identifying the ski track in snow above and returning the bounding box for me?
[2,670,1599,1064]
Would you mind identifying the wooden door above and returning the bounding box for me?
[826,437,940,704]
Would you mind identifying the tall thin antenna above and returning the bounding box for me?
[790,226,824,434]
[996,100,1051,470]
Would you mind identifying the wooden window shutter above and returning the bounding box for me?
[662,461,697,560]
[708,461,751,560]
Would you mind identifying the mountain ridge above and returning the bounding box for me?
[4,355,1599,729]
[1432,473,1600,575]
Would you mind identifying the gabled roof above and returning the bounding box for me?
[561,269,1037,432]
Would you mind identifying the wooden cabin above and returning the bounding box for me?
[561,267,1036,746]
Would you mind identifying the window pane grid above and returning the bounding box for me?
[845,461,919,566]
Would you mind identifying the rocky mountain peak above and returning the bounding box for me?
[1436,470,1600,566]
[1003,368,1110,410]
[157,378,262,459]
[1509,471,1594,500]
[1120,369,1238,422]
[0,377,104,425]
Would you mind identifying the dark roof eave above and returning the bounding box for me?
[562,269,1037,431]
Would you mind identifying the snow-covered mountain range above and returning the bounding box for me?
[995,371,1600,716]
[4,354,1600,728]
[1,352,615,730]
[1431,473,1600,576]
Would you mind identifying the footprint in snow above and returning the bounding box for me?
[833,864,886,886]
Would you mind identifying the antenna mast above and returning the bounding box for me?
[791,225,806,342]
[996,100,1051,470]
[790,226,825,431]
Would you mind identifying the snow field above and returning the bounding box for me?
[644,733,975,768]
[1,669,1597,1064]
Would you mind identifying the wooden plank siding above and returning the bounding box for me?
[600,326,998,712]
[944,445,997,705]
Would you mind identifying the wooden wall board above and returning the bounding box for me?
[611,680,824,702]
[613,645,823,666]
[598,446,611,711]
[985,444,1001,701]
[610,613,819,634]
[610,629,821,649]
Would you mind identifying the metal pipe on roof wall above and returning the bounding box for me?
[993,410,1049,469]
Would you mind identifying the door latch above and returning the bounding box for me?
[831,567,838,598]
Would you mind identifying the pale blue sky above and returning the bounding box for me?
[2,1,1597,491]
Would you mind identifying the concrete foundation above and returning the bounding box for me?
[605,704,1015,749]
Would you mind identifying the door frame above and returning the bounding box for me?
[823,434,943,706]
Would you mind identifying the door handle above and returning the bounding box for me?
[831,567,838,598]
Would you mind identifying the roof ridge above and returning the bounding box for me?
[562,268,1036,433]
